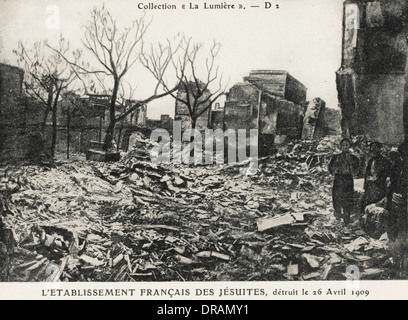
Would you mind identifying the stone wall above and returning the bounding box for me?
[0,95,47,163]
[224,82,260,131]
[224,79,305,149]
[245,70,307,105]
[0,64,49,163]
[324,108,342,136]
[260,93,305,138]
[0,63,24,102]
[336,0,408,145]
[301,98,326,140]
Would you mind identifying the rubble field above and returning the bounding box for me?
[0,135,404,282]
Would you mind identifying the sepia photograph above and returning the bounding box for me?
[0,0,408,301]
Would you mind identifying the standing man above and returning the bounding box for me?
[360,141,391,214]
[328,138,360,225]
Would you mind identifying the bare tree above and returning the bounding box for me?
[49,5,181,151]
[115,81,136,152]
[142,37,227,129]
[60,92,84,159]
[13,36,79,157]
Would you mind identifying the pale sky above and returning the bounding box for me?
[0,0,344,119]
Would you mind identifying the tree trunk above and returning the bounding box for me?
[104,78,119,151]
[41,86,54,148]
[189,117,197,160]
[50,87,61,158]
[41,108,50,134]
[116,119,124,152]
[66,110,71,160]
[105,121,116,151]
[51,105,57,158]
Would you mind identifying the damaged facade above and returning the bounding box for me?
[49,94,148,155]
[175,82,212,130]
[171,71,339,145]
[0,63,47,163]
[224,70,307,153]
[301,98,327,140]
[336,0,408,145]
[0,63,149,163]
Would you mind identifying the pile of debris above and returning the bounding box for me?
[0,134,402,281]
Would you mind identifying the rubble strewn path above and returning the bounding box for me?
[0,136,403,282]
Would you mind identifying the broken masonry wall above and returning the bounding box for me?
[259,96,278,135]
[48,125,142,154]
[245,70,307,106]
[323,108,342,136]
[159,114,174,132]
[245,70,287,98]
[354,73,405,144]
[0,63,24,103]
[210,109,224,130]
[274,98,305,139]
[337,0,408,145]
[43,96,149,155]
[338,0,408,241]
[224,82,260,131]
[285,73,308,106]
[259,92,305,139]
[224,80,305,142]
[302,98,326,140]
[257,94,278,156]
[222,71,307,157]
[336,70,355,138]
[223,83,261,158]
[0,64,48,163]
[44,125,97,154]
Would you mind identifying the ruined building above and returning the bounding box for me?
[224,70,307,153]
[146,114,173,132]
[45,93,148,155]
[336,0,408,145]
[0,63,149,163]
[0,63,46,163]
